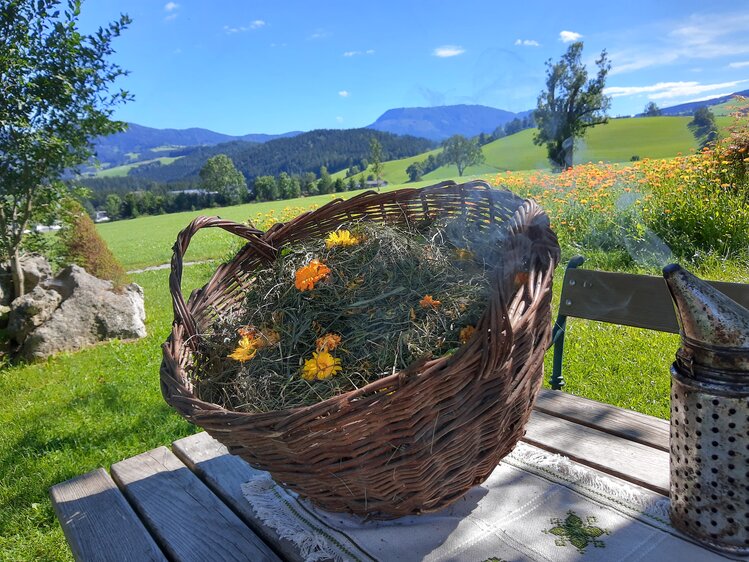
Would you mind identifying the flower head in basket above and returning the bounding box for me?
[419,294,441,309]
[316,333,341,352]
[295,259,331,291]
[301,351,342,380]
[228,328,262,362]
[459,325,476,345]
[325,230,360,249]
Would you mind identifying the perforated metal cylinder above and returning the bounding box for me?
[670,365,749,555]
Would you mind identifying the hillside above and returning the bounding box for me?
[114,128,435,183]
[652,89,749,116]
[92,123,301,169]
[366,115,708,183]
[368,104,529,141]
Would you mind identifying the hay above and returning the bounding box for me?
[192,219,492,413]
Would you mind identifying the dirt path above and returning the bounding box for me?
[127,259,215,275]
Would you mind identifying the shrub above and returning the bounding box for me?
[58,199,128,285]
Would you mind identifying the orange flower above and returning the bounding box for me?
[301,351,342,380]
[228,328,264,362]
[459,325,476,345]
[316,333,341,352]
[295,259,331,291]
[419,295,441,309]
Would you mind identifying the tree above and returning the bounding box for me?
[318,166,333,194]
[253,176,278,201]
[199,154,246,205]
[369,137,384,189]
[406,161,424,182]
[533,42,611,171]
[690,106,718,149]
[441,135,485,176]
[643,102,662,117]
[104,194,122,220]
[0,0,131,297]
[277,172,300,199]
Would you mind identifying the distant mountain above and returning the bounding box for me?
[653,90,749,116]
[368,104,531,141]
[121,128,436,183]
[92,123,301,168]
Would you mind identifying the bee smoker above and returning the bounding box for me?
[663,264,749,555]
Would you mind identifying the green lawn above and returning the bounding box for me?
[93,156,183,178]
[5,171,748,560]
[97,183,441,270]
[363,115,724,183]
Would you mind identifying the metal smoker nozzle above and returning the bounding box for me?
[662,263,749,372]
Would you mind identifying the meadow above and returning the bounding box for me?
[357,114,733,184]
[3,117,749,559]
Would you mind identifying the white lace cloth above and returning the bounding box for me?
[242,442,731,561]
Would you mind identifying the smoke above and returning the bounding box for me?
[616,192,675,268]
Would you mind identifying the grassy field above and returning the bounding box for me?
[93,155,184,178]
[365,115,729,184]
[5,156,748,559]
[97,182,443,270]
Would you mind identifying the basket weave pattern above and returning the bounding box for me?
[161,180,560,518]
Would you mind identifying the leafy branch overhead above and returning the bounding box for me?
[0,0,131,297]
[533,42,611,171]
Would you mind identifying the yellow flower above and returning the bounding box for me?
[228,335,259,362]
[316,333,341,352]
[325,230,360,249]
[459,325,476,345]
[454,248,474,260]
[301,351,342,380]
[419,295,441,309]
[295,259,331,291]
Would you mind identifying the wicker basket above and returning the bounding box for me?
[161,180,560,518]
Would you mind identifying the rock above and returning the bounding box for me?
[0,304,10,329]
[0,271,11,306]
[43,264,112,300]
[21,266,146,360]
[6,286,63,343]
[20,254,52,292]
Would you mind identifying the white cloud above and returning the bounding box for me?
[610,12,749,75]
[224,20,267,34]
[309,29,329,40]
[164,2,178,11]
[514,39,540,47]
[338,90,350,98]
[336,116,344,123]
[433,45,465,58]
[343,49,375,57]
[729,61,749,68]
[604,80,747,100]
[559,31,582,43]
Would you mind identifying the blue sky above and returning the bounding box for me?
[79,1,749,135]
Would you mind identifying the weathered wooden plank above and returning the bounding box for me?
[171,432,305,562]
[110,446,280,562]
[49,468,166,562]
[534,389,669,451]
[560,268,749,333]
[522,410,670,496]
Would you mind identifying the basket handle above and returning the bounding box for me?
[169,216,276,342]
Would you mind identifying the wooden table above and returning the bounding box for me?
[50,389,681,561]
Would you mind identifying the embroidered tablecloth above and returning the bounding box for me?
[242,442,731,561]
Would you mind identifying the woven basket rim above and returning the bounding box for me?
[162,180,553,420]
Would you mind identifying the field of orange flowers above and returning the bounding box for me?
[491,101,749,268]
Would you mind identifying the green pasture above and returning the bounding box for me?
[5,163,749,559]
[368,115,728,184]
[93,155,183,178]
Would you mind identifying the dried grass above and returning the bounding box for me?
[192,219,492,413]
